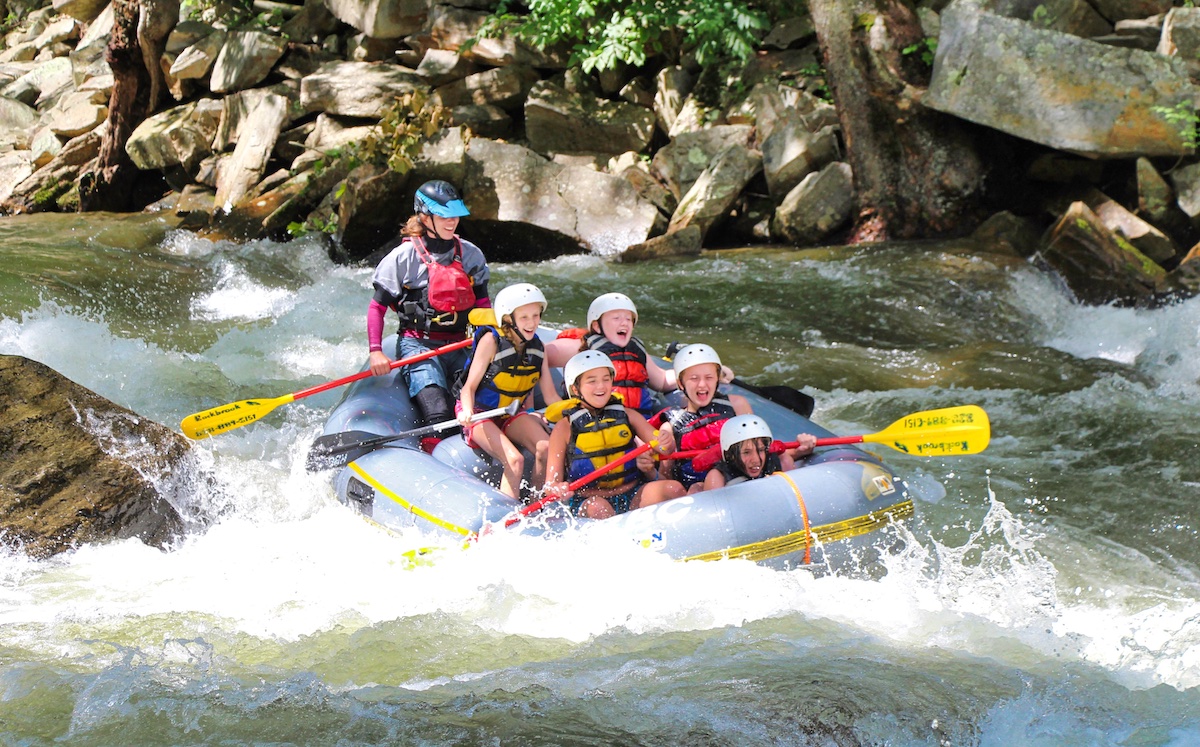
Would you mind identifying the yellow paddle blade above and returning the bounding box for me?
[468,308,497,327]
[180,394,295,440]
[864,405,990,456]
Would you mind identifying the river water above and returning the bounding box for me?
[0,211,1198,745]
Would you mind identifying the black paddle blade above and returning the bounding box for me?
[305,430,383,471]
[732,378,816,419]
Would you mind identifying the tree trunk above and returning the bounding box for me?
[809,0,986,243]
[78,0,147,212]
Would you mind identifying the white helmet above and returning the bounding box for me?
[564,350,615,391]
[586,292,638,330]
[492,283,547,324]
[720,414,773,453]
[672,343,722,379]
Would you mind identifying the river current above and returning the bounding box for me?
[0,212,1198,745]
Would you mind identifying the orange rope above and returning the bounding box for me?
[773,472,812,565]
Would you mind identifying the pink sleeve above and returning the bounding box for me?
[368,300,388,352]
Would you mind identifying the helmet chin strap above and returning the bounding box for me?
[421,215,455,241]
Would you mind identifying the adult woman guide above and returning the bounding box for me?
[366,180,492,433]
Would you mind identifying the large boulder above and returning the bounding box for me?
[125,98,223,171]
[464,137,661,257]
[762,119,838,201]
[214,92,289,211]
[299,60,425,118]
[668,143,763,241]
[926,5,1193,158]
[0,355,191,558]
[525,80,656,157]
[324,0,429,39]
[420,6,565,68]
[652,124,754,201]
[1091,0,1171,24]
[771,161,855,247]
[210,30,288,94]
[432,64,538,111]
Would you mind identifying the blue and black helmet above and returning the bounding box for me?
[414,180,470,218]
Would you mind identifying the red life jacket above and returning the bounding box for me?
[413,237,475,314]
[585,333,650,412]
[653,397,736,453]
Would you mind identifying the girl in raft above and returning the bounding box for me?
[455,283,561,500]
[544,351,684,519]
[545,293,706,418]
[652,343,753,493]
[703,414,817,490]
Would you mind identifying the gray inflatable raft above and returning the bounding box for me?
[321,333,915,571]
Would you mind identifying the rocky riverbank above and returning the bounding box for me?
[0,0,1198,305]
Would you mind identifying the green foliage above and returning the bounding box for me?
[0,12,19,35]
[1031,4,1054,28]
[287,93,449,238]
[181,0,281,30]
[287,211,338,238]
[353,91,449,174]
[902,37,937,67]
[479,0,770,73]
[797,62,832,102]
[1152,100,1199,150]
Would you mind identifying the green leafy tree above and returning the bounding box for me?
[482,0,771,72]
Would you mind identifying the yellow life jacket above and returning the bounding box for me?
[461,326,544,409]
[566,397,636,490]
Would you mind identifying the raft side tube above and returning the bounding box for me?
[333,445,520,537]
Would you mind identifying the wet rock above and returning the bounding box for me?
[4,125,100,212]
[971,210,1044,257]
[0,355,189,559]
[1134,158,1194,246]
[1172,242,1200,292]
[616,225,702,263]
[1045,188,1178,264]
[1038,201,1174,305]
